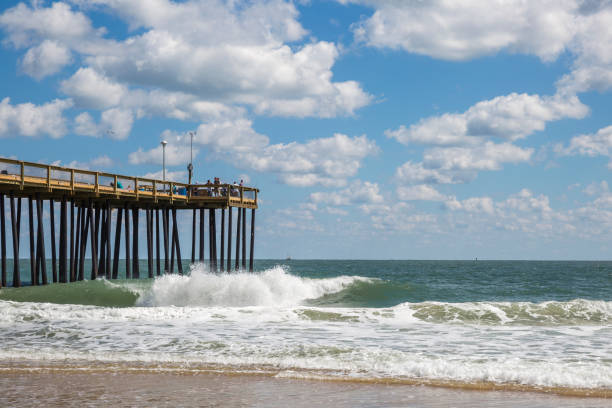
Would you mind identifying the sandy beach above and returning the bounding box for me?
[1,362,610,408]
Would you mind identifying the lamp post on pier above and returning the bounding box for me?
[161,140,168,182]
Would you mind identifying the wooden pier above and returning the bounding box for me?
[0,158,259,288]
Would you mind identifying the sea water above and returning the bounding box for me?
[0,260,611,394]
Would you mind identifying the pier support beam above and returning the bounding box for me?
[59,197,67,283]
[98,206,106,277]
[191,209,196,264]
[172,208,183,274]
[163,208,169,273]
[49,200,57,283]
[242,208,246,270]
[73,205,81,282]
[146,208,153,278]
[227,207,232,272]
[89,201,98,280]
[1,194,5,288]
[79,205,90,281]
[155,209,161,276]
[132,207,139,278]
[220,208,225,272]
[112,208,123,279]
[199,208,204,263]
[124,204,130,279]
[28,196,35,285]
[249,209,255,272]
[35,196,47,285]
[10,195,21,287]
[70,200,75,282]
[106,202,111,278]
[235,206,241,271]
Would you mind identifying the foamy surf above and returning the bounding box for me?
[137,265,374,307]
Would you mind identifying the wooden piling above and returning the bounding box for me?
[106,202,111,278]
[146,209,153,278]
[199,208,204,263]
[242,208,246,270]
[35,196,47,285]
[70,200,75,282]
[235,205,241,270]
[112,208,123,279]
[170,209,176,274]
[132,207,139,278]
[78,205,90,281]
[89,201,98,280]
[28,196,35,285]
[98,206,106,277]
[249,209,255,272]
[0,193,5,288]
[59,197,67,283]
[227,207,232,272]
[10,195,21,287]
[163,208,169,273]
[208,209,213,270]
[124,203,131,279]
[172,208,183,274]
[191,209,196,264]
[73,204,81,282]
[220,208,225,272]
[49,199,57,283]
[155,209,161,276]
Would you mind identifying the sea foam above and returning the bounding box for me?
[137,265,373,307]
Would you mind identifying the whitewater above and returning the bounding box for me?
[0,260,611,395]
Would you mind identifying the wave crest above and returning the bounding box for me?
[137,265,373,307]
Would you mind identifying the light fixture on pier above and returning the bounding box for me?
[187,131,194,185]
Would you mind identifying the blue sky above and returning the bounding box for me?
[1,0,612,260]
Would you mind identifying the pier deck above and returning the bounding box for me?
[0,158,258,288]
[0,158,258,209]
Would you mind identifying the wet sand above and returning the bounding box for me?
[1,368,610,408]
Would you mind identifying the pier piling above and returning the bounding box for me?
[241,208,246,270]
[250,209,255,272]
[132,207,139,279]
[124,204,130,279]
[227,207,232,272]
[49,200,57,283]
[1,194,6,288]
[28,196,35,285]
[235,205,241,271]
[10,195,21,287]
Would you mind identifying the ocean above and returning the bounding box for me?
[0,260,611,401]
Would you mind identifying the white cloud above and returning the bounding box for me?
[0,2,98,48]
[0,97,73,138]
[20,40,72,79]
[397,185,447,201]
[129,130,195,166]
[141,169,187,182]
[61,67,126,109]
[387,93,588,147]
[348,0,577,62]
[583,181,609,196]
[446,196,495,215]
[310,180,384,206]
[195,120,378,186]
[555,125,612,168]
[73,108,134,140]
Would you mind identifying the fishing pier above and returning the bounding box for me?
[0,158,258,288]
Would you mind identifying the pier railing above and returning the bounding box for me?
[0,158,258,208]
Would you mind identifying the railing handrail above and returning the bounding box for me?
[0,157,258,205]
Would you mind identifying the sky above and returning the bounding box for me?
[1,0,612,260]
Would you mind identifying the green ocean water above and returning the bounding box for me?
[1,259,610,307]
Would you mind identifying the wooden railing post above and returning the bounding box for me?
[20,162,24,190]
[70,169,74,191]
[153,180,157,202]
[46,166,51,189]
[135,178,139,199]
[114,175,118,194]
[95,172,100,193]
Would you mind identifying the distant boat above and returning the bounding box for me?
[286,255,292,261]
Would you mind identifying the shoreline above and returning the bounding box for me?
[1,359,610,400]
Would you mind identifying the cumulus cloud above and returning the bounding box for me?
[386,93,588,147]
[73,108,134,139]
[555,125,612,168]
[130,122,378,187]
[347,0,577,61]
[346,1,612,94]
[397,184,447,201]
[310,180,384,206]
[0,97,73,138]
[20,40,72,79]
[1,0,371,119]
[129,130,194,166]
